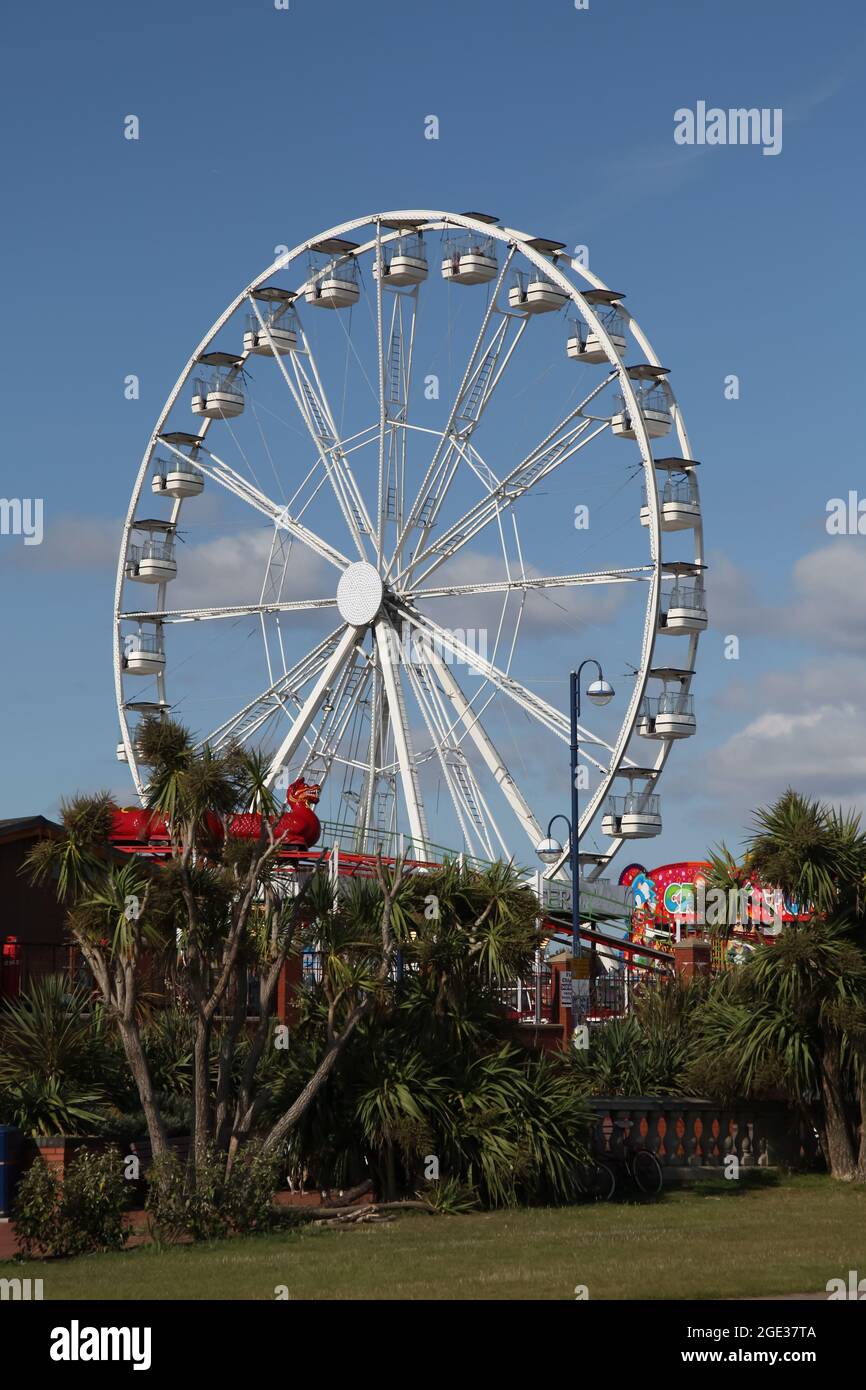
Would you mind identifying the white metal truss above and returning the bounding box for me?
[115,209,704,883]
[374,616,429,851]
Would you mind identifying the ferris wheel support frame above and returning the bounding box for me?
[114,210,704,885]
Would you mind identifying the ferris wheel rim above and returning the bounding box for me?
[114,208,704,881]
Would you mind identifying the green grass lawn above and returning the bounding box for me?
[6,1175,866,1301]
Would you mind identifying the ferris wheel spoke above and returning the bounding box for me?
[398,374,614,587]
[424,646,543,853]
[401,407,612,590]
[398,316,531,571]
[296,651,374,794]
[412,566,654,602]
[121,597,338,625]
[396,603,612,774]
[402,660,484,856]
[386,244,521,580]
[198,626,348,752]
[405,656,514,861]
[374,221,387,564]
[407,654,507,859]
[374,617,429,852]
[248,293,376,561]
[377,290,420,556]
[160,435,349,573]
[264,624,363,787]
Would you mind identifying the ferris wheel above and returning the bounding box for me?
[114,209,705,885]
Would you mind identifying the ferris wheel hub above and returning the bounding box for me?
[336,560,385,626]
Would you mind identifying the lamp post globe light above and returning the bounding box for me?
[536,660,614,1017]
[536,812,571,865]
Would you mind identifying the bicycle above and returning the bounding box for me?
[575,1148,663,1201]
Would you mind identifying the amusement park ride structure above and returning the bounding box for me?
[112,209,706,956]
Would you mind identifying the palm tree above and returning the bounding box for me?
[703,923,866,1178]
[136,716,314,1168]
[0,977,119,1136]
[704,841,754,935]
[25,795,171,1155]
[704,790,866,1179]
[747,789,866,920]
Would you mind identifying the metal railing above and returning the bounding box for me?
[313,818,491,870]
[128,539,175,564]
[124,634,163,656]
[663,583,706,611]
[616,383,672,416]
[386,234,425,261]
[582,306,626,337]
[313,259,359,285]
[496,965,554,1022]
[640,692,694,718]
[512,268,561,293]
[153,458,203,482]
[662,474,698,504]
[245,309,297,336]
[441,231,497,260]
[192,373,244,398]
[643,475,699,507]
[605,792,660,818]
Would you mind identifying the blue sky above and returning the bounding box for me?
[3,0,866,874]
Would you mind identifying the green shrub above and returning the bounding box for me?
[12,1160,60,1259]
[221,1145,283,1234]
[0,977,123,1136]
[103,1094,192,1145]
[146,1144,281,1244]
[14,1148,128,1259]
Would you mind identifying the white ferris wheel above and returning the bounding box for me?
[114,209,705,887]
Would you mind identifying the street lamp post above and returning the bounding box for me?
[536,661,614,1022]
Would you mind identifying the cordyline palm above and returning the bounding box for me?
[261,857,408,1160]
[25,793,116,903]
[24,795,172,1155]
[441,1045,588,1207]
[716,922,866,1178]
[704,841,753,935]
[0,977,118,1136]
[276,861,589,1207]
[746,789,866,919]
[569,1005,696,1099]
[354,1043,442,1200]
[389,860,536,1050]
[137,716,316,1169]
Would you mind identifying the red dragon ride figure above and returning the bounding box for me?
[111,778,321,853]
[273,778,321,850]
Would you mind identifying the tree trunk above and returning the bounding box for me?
[262,862,402,1159]
[385,1142,397,1202]
[214,976,247,1152]
[857,1076,866,1183]
[77,940,168,1160]
[821,1046,856,1179]
[117,1018,169,1158]
[262,1002,368,1155]
[192,1021,213,1169]
[226,954,292,1165]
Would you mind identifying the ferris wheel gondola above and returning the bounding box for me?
[114,209,705,888]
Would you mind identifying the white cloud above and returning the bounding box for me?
[0,514,118,572]
[707,541,866,654]
[705,550,774,635]
[787,542,866,653]
[703,699,866,808]
[171,528,334,610]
